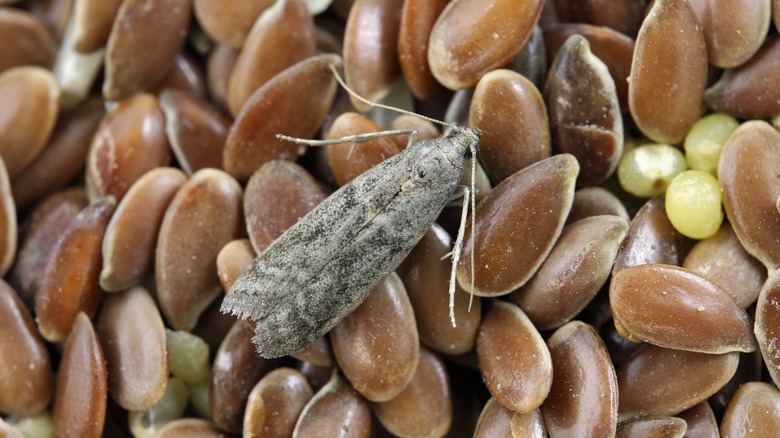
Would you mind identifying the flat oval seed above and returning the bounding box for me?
[85,93,172,203]
[98,287,169,411]
[683,223,766,308]
[101,167,186,292]
[0,8,55,72]
[428,0,544,89]
[193,0,273,48]
[469,69,551,184]
[755,269,780,387]
[720,382,780,436]
[512,215,628,330]
[373,347,452,437]
[542,321,618,437]
[326,112,400,186]
[473,398,513,438]
[227,0,316,116]
[397,224,481,355]
[223,54,341,181]
[613,196,684,274]
[211,320,273,433]
[293,372,371,438]
[35,198,115,342]
[610,264,756,353]
[343,0,405,111]
[567,186,629,224]
[545,34,623,186]
[217,239,257,292]
[617,344,739,420]
[0,281,52,417]
[397,0,448,99]
[477,301,552,413]
[330,273,419,402]
[103,0,191,100]
[53,313,107,437]
[677,402,719,438]
[0,66,60,178]
[244,368,313,438]
[457,154,579,296]
[69,0,122,53]
[156,169,243,331]
[244,160,326,253]
[160,90,230,175]
[615,417,687,438]
[718,120,780,271]
[628,0,707,144]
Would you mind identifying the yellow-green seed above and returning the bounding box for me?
[188,377,212,421]
[128,377,189,437]
[683,113,738,175]
[665,170,724,239]
[9,413,55,438]
[617,144,687,197]
[166,329,210,383]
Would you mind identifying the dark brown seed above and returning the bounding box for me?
[85,93,172,203]
[53,313,107,438]
[156,169,243,331]
[683,223,766,308]
[428,0,544,89]
[473,398,513,438]
[755,269,780,387]
[216,239,257,293]
[372,347,452,437]
[512,215,628,330]
[290,336,335,368]
[103,0,191,100]
[160,90,230,175]
[223,54,341,181]
[70,0,122,53]
[457,154,579,296]
[193,0,274,48]
[149,53,208,98]
[545,34,623,186]
[244,160,326,253]
[397,0,448,99]
[0,8,56,73]
[397,224,481,355]
[0,280,52,417]
[211,320,273,433]
[677,402,719,438]
[628,0,707,144]
[477,301,552,413]
[507,25,547,89]
[720,382,780,436]
[615,417,687,438]
[551,0,648,37]
[243,368,313,438]
[567,186,630,224]
[101,167,186,292]
[326,112,400,187]
[97,287,169,411]
[718,120,780,271]
[330,273,419,402]
[35,198,115,342]
[469,69,551,184]
[613,196,684,274]
[207,44,239,112]
[227,0,316,116]
[293,372,371,438]
[617,344,739,420]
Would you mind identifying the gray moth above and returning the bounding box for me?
[221,126,479,359]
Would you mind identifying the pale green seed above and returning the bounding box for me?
[684,113,738,175]
[166,329,210,383]
[188,376,212,421]
[10,413,55,438]
[617,144,687,197]
[665,170,724,239]
[128,377,189,438]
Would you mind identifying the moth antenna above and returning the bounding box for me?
[449,185,471,328]
[329,64,459,131]
[276,130,416,146]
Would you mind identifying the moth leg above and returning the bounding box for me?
[447,185,471,328]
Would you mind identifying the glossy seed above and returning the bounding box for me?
[613,196,684,274]
[0,156,14,277]
[227,0,316,116]
[193,0,273,48]
[542,321,618,437]
[101,167,186,292]
[677,402,719,438]
[477,301,552,413]
[457,154,579,296]
[326,112,401,186]
[510,409,547,437]
[0,281,52,417]
[617,344,739,420]
[628,0,707,144]
[755,269,780,387]
[97,287,169,411]
[545,34,623,186]
[223,54,341,181]
[469,69,551,184]
[290,336,336,368]
[244,160,326,253]
[718,120,780,271]
[149,53,208,98]
[293,371,371,438]
[0,8,56,72]
[615,417,687,438]
[216,239,257,293]
[611,264,756,353]
[512,215,628,330]
[551,0,646,37]
[397,0,448,99]
[428,0,544,89]
[53,313,107,437]
[567,186,629,224]
[473,398,513,438]
[244,368,314,438]
[720,382,780,436]
[35,198,114,342]
[85,93,172,203]
[330,273,419,402]
[156,169,243,331]
[70,0,122,53]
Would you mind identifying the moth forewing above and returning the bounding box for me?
[221,130,477,358]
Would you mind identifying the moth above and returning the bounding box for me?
[221,67,480,358]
